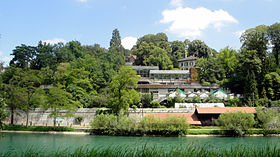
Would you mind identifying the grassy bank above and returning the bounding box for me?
[1,144,280,157]
[2,125,75,132]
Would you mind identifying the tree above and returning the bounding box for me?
[240,50,262,105]
[31,41,57,70]
[9,70,41,126]
[10,44,36,69]
[215,111,255,136]
[267,23,280,66]
[144,47,173,70]
[187,40,213,58]
[136,33,170,51]
[45,87,80,127]
[216,47,238,78]
[110,29,122,48]
[109,66,140,115]
[170,41,187,68]
[0,97,9,129]
[240,25,269,61]
[264,72,280,100]
[256,108,280,136]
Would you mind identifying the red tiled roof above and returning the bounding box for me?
[146,113,201,125]
[196,107,256,114]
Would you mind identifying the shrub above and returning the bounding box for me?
[256,108,280,136]
[215,111,255,136]
[150,101,160,108]
[140,115,189,136]
[91,114,138,135]
[74,116,83,124]
[0,98,9,129]
[91,114,189,136]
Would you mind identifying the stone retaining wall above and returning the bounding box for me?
[3,108,193,127]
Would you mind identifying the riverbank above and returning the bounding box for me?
[2,130,280,137]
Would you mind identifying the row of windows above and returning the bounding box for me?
[150,74,189,80]
[180,61,195,67]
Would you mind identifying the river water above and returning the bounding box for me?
[0,132,280,154]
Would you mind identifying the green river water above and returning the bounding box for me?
[0,133,280,154]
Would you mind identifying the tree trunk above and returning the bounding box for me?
[26,111,29,127]
[53,117,56,128]
[10,107,14,125]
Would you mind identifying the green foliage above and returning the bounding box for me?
[187,40,213,58]
[4,144,280,157]
[45,87,81,127]
[140,115,189,136]
[215,111,255,136]
[109,66,140,115]
[140,93,153,108]
[166,97,185,108]
[150,101,160,108]
[91,114,138,135]
[3,125,74,132]
[264,72,280,100]
[256,108,280,135]
[144,47,173,70]
[170,40,187,68]
[224,97,242,107]
[91,114,189,136]
[0,98,9,129]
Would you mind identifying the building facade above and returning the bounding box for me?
[178,56,197,70]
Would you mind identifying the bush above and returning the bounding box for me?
[91,114,138,135]
[256,108,280,136]
[91,114,189,136]
[269,100,280,107]
[150,101,160,108]
[215,111,255,136]
[75,116,83,124]
[0,98,9,129]
[140,115,189,136]
[3,125,75,132]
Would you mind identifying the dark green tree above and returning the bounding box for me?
[110,29,122,48]
[267,23,280,66]
[187,40,213,58]
[10,44,36,69]
[170,41,187,68]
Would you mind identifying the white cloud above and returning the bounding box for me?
[43,38,66,45]
[160,6,238,38]
[121,36,138,50]
[234,30,245,38]
[170,0,183,8]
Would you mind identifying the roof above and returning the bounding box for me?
[132,66,159,70]
[178,56,197,62]
[150,70,189,74]
[146,113,201,125]
[175,103,225,108]
[196,107,256,114]
[210,88,227,95]
[177,88,185,94]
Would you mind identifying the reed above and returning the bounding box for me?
[1,143,280,157]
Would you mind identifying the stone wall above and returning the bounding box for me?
[3,108,193,127]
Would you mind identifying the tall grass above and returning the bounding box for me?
[91,114,189,136]
[1,144,280,157]
[3,125,75,132]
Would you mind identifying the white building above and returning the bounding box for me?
[178,56,197,70]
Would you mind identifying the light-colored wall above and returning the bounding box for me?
[3,108,193,127]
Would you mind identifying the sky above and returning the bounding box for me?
[0,0,279,65]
